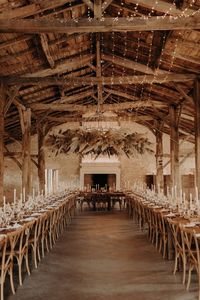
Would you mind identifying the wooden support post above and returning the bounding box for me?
[155,121,164,193]
[21,108,32,198]
[194,79,200,199]
[0,84,5,205]
[169,105,181,196]
[37,121,46,193]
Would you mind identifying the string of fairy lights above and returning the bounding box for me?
[3,0,200,119]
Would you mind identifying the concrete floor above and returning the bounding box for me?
[6,210,198,300]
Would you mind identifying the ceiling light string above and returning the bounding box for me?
[87,5,95,102]
[159,0,177,20]
[161,31,181,84]
[139,30,154,108]
[100,32,106,103]
[142,30,156,110]
[138,0,156,112]
[177,0,196,17]
[132,30,142,100]
[111,30,116,89]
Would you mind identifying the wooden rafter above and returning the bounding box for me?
[82,0,94,11]
[60,89,92,103]
[39,34,55,69]
[30,100,166,112]
[0,15,199,34]
[4,85,20,116]
[47,114,153,123]
[0,73,196,86]
[24,54,95,77]
[102,0,113,12]
[125,0,195,16]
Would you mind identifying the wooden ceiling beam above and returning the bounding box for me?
[0,35,32,50]
[0,15,199,34]
[60,89,92,103]
[30,100,166,112]
[82,0,94,11]
[47,114,153,123]
[125,0,195,16]
[23,53,95,77]
[0,0,77,20]
[102,0,113,12]
[39,34,55,69]
[0,73,196,86]
[102,53,167,75]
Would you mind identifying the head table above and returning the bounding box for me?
[77,191,126,211]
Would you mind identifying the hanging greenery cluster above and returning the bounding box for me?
[45,128,154,158]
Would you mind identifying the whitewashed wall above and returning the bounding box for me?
[4,121,195,201]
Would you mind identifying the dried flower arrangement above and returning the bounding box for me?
[46,128,153,158]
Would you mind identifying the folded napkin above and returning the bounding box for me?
[165,213,176,217]
[23,217,36,222]
[183,222,197,228]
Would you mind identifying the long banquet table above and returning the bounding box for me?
[126,191,200,300]
[0,192,77,300]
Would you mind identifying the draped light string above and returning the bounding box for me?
[122,30,128,100]
[136,0,155,112]
[100,33,105,102]
[111,30,115,88]
[87,6,95,98]
[139,30,154,106]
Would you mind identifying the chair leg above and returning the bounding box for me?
[18,258,23,286]
[187,265,193,290]
[1,275,4,300]
[182,256,187,285]
[9,265,15,295]
[173,252,179,275]
[25,252,31,276]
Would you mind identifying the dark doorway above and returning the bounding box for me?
[92,174,108,188]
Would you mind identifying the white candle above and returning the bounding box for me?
[45,184,47,196]
[3,196,6,213]
[180,189,183,205]
[13,188,16,205]
[189,193,193,210]
[55,170,59,192]
[32,188,35,199]
[183,192,186,207]
[171,187,174,198]
[20,193,23,203]
[174,185,177,199]
[167,186,169,197]
[195,186,199,207]
[23,187,25,202]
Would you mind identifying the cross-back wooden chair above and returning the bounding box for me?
[0,235,14,300]
[28,216,43,269]
[168,219,187,285]
[180,226,200,297]
[11,220,36,286]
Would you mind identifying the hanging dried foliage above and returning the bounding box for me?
[45,128,154,158]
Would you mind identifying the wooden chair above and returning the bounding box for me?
[11,221,36,286]
[40,213,50,258]
[180,226,200,297]
[157,212,168,259]
[28,216,43,268]
[0,235,15,300]
[168,219,187,284]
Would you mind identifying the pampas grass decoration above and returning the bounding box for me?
[45,128,153,158]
